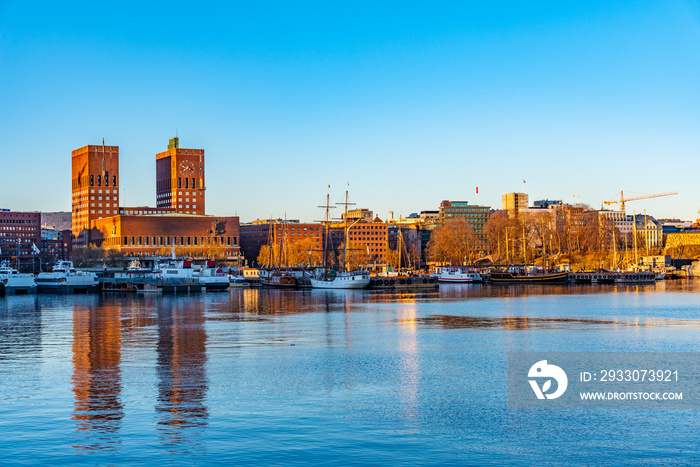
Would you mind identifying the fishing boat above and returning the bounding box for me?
[0,260,37,295]
[437,266,482,283]
[309,187,370,290]
[36,260,99,294]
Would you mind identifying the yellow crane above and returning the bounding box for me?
[603,190,678,211]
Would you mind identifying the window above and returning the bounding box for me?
[178,178,181,188]
[192,178,195,188]
[185,178,188,188]
[90,175,94,186]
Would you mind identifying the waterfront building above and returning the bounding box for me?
[41,228,72,261]
[70,138,241,263]
[329,214,387,266]
[0,210,41,271]
[156,137,205,215]
[341,208,374,221]
[71,142,120,246]
[438,200,491,243]
[90,214,241,259]
[633,214,663,249]
[239,220,323,266]
[502,192,529,218]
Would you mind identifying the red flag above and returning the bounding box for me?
[476,186,479,194]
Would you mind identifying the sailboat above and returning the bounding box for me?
[310,186,370,289]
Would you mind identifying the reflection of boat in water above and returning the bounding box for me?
[36,260,99,293]
[437,266,482,283]
[489,266,569,284]
[0,260,37,295]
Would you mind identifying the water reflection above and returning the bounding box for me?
[398,306,420,426]
[72,302,123,452]
[156,299,208,449]
[0,296,42,361]
[401,314,700,330]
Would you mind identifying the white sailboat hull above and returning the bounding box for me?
[310,273,370,289]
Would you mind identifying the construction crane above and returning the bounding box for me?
[603,190,678,211]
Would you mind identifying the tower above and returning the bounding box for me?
[71,142,120,245]
[155,137,205,215]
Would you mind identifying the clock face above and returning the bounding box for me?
[179,161,195,175]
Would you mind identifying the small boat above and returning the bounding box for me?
[437,266,482,283]
[489,266,569,284]
[261,271,298,288]
[228,275,250,288]
[310,270,370,289]
[36,260,99,294]
[0,260,37,295]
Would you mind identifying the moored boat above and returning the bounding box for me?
[489,266,569,284]
[36,260,99,294]
[437,266,482,283]
[261,271,298,288]
[0,260,37,295]
[155,259,202,293]
[310,270,370,289]
[196,261,230,291]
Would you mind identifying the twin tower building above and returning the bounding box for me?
[70,137,241,261]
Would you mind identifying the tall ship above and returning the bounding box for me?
[309,187,370,289]
[36,260,99,294]
[0,260,37,295]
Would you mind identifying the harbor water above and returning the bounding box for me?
[1,281,699,464]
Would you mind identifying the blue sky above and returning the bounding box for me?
[1,1,698,222]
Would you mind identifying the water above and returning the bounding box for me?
[1,282,699,465]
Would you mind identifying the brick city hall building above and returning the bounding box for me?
[71,138,241,261]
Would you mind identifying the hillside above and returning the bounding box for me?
[41,212,71,231]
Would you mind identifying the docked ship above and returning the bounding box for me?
[489,266,569,284]
[437,266,482,283]
[36,260,99,294]
[155,259,202,293]
[195,261,230,291]
[0,261,37,295]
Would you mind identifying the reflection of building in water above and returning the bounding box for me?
[72,304,123,438]
[156,301,208,438]
[398,305,420,422]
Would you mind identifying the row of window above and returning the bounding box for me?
[0,219,37,224]
[123,236,237,246]
[178,178,197,189]
[89,174,117,187]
